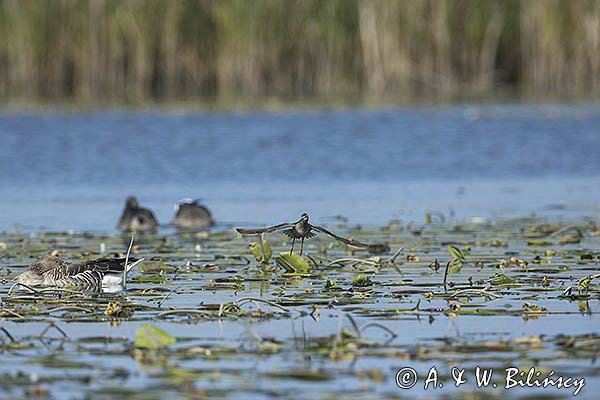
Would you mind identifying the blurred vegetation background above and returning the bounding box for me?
[1,0,599,106]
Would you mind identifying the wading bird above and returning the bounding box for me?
[117,196,158,232]
[172,198,214,229]
[15,255,143,292]
[235,213,368,255]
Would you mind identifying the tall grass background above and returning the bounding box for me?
[1,0,599,106]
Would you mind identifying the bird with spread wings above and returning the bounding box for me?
[235,213,368,255]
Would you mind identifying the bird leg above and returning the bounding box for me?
[300,238,305,256]
[290,237,295,255]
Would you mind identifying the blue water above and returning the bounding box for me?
[2,103,600,400]
[1,103,599,231]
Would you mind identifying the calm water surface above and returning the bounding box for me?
[0,103,599,231]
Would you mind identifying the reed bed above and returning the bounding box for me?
[0,0,598,105]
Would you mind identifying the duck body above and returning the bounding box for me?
[117,196,158,232]
[16,255,140,291]
[172,199,214,229]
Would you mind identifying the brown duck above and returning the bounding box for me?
[117,196,158,232]
[16,255,143,291]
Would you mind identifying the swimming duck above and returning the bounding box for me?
[172,198,214,229]
[15,255,143,291]
[117,196,158,232]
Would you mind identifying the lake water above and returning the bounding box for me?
[1,103,600,399]
[1,103,599,231]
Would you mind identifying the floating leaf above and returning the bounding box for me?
[324,279,338,289]
[577,276,592,294]
[447,245,466,261]
[340,328,356,339]
[134,323,176,350]
[275,252,310,273]
[351,274,372,287]
[447,260,463,274]
[527,239,553,246]
[493,273,513,285]
[250,237,272,265]
[140,260,175,273]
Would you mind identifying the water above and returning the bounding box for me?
[1,103,599,231]
[1,103,600,399]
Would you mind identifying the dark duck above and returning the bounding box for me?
[172,198,214,229]
[117,196,158,232]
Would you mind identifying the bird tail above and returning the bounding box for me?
[125,258,144,273]
[93,257,142,273]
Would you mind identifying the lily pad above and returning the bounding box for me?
[134,323,176,350]
[275,252,311,274]
[250,238,272,265]
[352,275,372,287]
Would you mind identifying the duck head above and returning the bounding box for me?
[125,196,139,210]
[17,255,64,286]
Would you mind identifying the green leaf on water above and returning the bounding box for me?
[134,323,176,350]
[527,239,553,246]
[494,273,514,285]
[275,252,311,273]
[447,245,466,261]
[341,328,356,339]
[140,260,175,273]
[424,212,432,225]
[250,237,272,264]
[447,260,463,274]
[577,276,592,294]
[324,279,338,289]
[352,274,372,287]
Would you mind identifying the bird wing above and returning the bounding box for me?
[66,258,134,276]
[312,225,370,248]
[235,223,294,235]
